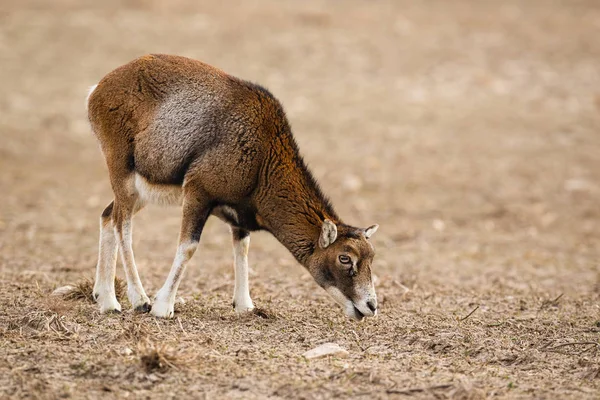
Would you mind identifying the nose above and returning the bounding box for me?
[367,300,377,313]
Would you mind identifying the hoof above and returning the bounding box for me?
[97,294,122,314]
[134,302,152,313]
[93,292,99,301]
[151,299,174,318]
[233,297,254,313]
[107,308,122,315]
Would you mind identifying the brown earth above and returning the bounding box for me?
[1,0,600,398]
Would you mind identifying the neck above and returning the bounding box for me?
[255,155,340,265]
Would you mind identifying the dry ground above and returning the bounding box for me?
[1,0,600,398]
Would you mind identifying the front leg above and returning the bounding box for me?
[152,192,209,318]
[231,227,254,313]
[152,241,198,318]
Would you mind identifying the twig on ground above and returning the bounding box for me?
[350,330,366,352]
[543,341,599,353]
[583,368,600,380]
[153,318,163,333]
[459,306,479,322]
[177,317,187,336]
[386,384,453,395]
[208,282,229,292]
[539,293,563,310]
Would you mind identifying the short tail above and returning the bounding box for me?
[86,84,98,111]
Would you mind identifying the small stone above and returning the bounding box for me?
[303,343,349,359]
[121,347,133,356]
[432,219,445,232]
[343,175,363,192]
[365,345,387,355]
[564,179,595,192]
[86,196,101,208]
[541,213,557,227]
[147,373,161,382]
[484,220,495,231]
[51,285,76,296]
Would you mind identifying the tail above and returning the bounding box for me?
[86,84,98,111]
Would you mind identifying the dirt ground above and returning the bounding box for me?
[1,0,600,398]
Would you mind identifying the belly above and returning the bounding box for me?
[134,174,264,232]
[212,204,263,232]
[134,173,183,206]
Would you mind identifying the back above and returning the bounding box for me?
[88,54,272,186]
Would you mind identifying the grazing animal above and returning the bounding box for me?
[87,54,379,320]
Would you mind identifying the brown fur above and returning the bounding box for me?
[88,54,378,317]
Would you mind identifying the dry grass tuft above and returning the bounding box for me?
[252,307,277,319]
[45,295,76,315]
[7,311,78,336]
[583,367,600,381]
[122,321,150,342]
[137,340,191,373]
[53,277,125,303]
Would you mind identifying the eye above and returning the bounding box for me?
[338,255,351,264]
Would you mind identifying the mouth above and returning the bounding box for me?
[352,305,365,321]
[324,286,369,321]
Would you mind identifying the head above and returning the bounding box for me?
[307,219,379,321]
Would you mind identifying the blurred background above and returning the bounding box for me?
[2,0,598,292]
[1,0,600,396]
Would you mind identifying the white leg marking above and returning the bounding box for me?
[116,220,150,310]
[232,235,254,313]
[93,218,121,313]
[152,241,197,318]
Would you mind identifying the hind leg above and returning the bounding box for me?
[93,198,147,312]
[93,201,121,313]
[111,176,151,312]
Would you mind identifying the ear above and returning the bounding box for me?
[364,224,379,239]
[319,219,338,249]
